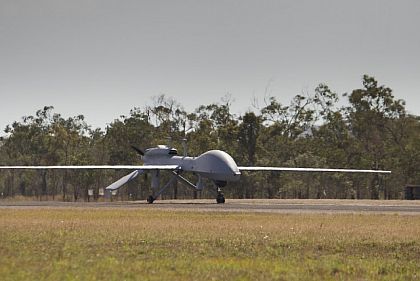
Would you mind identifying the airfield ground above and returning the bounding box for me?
[0,200,419,280]
[2,198,420,214]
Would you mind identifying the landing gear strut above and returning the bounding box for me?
[146,171,180,204]
[216,187,225,204]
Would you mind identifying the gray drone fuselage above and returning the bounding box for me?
[143,145,241,183]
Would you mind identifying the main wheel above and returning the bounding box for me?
[216,194,225,204]
[147,195,155,204]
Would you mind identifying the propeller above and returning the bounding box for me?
[130,145,144,156]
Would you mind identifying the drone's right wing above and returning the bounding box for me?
[238,167,392,174]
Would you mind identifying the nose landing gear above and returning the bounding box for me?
[216,187,225,204]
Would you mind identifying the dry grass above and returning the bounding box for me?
[0,208,419,280]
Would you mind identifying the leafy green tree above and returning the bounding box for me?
[1,79,419,200]
[345,75,406,198]
[237,112,263,166]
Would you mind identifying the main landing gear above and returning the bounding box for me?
[146,173,227,204]
[146,170,181,204]
[148,190,225,204]
[147,195,155,204]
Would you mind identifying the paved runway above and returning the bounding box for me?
[1,199,420,214]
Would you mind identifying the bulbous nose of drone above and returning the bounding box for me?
[193,150,241,182]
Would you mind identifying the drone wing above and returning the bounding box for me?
[238,167,391,174]
[0,165,179,170]
[0,165,181,191]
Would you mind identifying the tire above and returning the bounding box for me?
[147,195,155,204]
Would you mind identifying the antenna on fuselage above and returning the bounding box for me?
[182,138,188,157]
[166,136,172,148]
[130,145,144,156]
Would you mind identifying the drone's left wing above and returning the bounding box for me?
[0,165,179,170]
[238,167,391,174]
[0,165,181,191]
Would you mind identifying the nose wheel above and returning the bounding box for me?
[216,188,225,204]
[147,195,155,204]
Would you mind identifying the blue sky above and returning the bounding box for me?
[1,0,419,131]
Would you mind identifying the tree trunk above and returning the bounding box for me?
[173,180,178,199]
[41,170,47,201]
[62,170,67,201]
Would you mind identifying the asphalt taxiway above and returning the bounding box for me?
[1,199,420,214]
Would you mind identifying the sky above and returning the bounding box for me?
[1,0,420,132]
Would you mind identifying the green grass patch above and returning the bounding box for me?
[0,209,419,280]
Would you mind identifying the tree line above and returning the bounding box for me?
[1,75,419,201]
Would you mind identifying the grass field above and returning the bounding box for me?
[0,208,419,281]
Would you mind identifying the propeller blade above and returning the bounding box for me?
[130,145,144,156]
